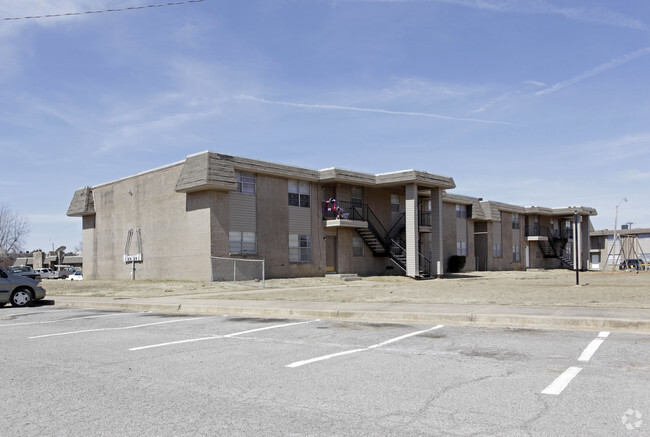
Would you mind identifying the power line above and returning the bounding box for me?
[2,0,206,21]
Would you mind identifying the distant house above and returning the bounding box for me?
[11,252,83,271]
[590,227,650,269]
[67,151,596,281]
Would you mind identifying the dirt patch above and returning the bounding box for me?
[43,270,650,309]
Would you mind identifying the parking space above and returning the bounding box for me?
[1,306,648,436]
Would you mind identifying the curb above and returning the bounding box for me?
[51,299,650,334]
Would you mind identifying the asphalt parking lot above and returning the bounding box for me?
[2,307,648,436]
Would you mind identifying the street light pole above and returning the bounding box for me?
[573,211,580,285]
[611,198,627,271]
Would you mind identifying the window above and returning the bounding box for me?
[353,237,364,257]
[229,231,257,254]
[493,243,502,258]
[235,172,256,194]
[288,180,310,208]
[289,234,311,262]
[351,187,363,207]
[512,213,520,230]
[456,204,467,218]
[391,194,400,212]
[513,244,521,262]
[456,242,467,256]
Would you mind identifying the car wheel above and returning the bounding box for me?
[10,288,34,307]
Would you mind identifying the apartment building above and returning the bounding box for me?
[67,151,596,281]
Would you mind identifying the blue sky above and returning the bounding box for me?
[1,0,649,253]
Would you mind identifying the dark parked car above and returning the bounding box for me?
[619,259,647,271]
[0,267,47,307]
[8,266,41,281]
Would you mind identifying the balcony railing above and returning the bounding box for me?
[525,224,573,239]
[322,200,365,221]
[525,224,547,237]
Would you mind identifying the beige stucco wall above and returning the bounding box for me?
[441,202,475,272]
[84,164,212,281]
[256,174,324,278]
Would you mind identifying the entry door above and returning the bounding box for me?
[326,236,337,272]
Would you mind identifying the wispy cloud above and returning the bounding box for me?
[0,1,114,24]
[523,80,546,87]
[578,132,650,162]
[239,95,515,126]
[617,169,650,182]
[339,0,645,30]
[469,91,516,114]
[379,78,486,100]
[536,47,650,96]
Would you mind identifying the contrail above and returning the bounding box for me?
[239,95,514,126]
[536,46,650,96]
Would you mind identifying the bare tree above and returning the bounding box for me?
[0,204,30,263]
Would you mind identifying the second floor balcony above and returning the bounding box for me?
[525,224,573,240]
[322,200,367,228]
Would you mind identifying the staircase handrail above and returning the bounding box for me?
[387,212,406,242]
[391,238,431,277]
[365,205,389,250]
[419,253,432,277]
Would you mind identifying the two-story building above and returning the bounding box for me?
[67,151,596,281]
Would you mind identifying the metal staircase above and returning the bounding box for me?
[535,227,573,269]
[356,228,388,255]
[355,208,431,278]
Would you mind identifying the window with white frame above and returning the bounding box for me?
[513,244,521,262]
[493,243,502,258]
[512,213,520,230]
[456,204,467,218]
[235,172,256,194]
[288,180,311,208]
[456,241,467,256]
[289,234,311,262]
[353,237,364,257]
[229,231,257,254]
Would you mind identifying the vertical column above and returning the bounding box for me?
[405,184,419,277]
[581,214,591,270]
[429,188,444,276]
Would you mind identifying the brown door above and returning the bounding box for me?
[326,236,337,272]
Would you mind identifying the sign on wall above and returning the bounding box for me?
[124,228,143,263]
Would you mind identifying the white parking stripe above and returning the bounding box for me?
[286,325,444,368]
[0,312,140,328]
[129,320,315,351]
[286,349,367,368]
[367,325,445,349]
[578,331,610,362]
[541,367,583,395]
[28,317,205,338]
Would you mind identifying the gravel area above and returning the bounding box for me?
[43,269,650,309]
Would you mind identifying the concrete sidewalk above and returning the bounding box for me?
[49,294,650,334]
